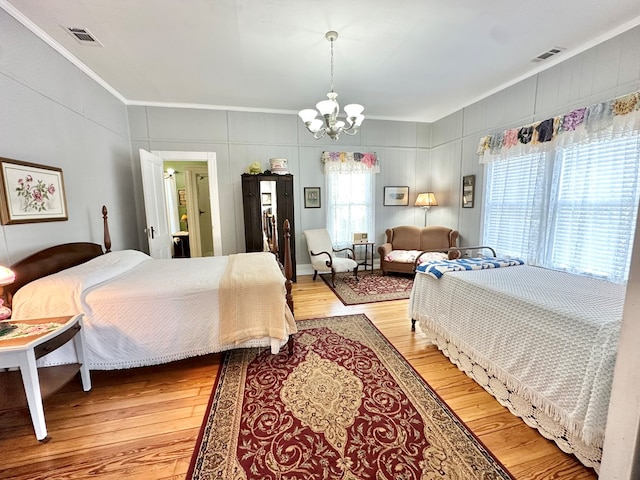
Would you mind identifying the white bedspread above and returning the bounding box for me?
[409,265,624,451]
[12,250,291,369]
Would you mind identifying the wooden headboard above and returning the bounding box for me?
[1,242,104,309]
[1,205,112,310]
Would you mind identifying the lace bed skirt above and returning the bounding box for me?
[419,321,601,471]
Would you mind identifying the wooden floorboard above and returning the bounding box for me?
[0,274,597,479]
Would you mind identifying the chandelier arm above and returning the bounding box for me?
[313,129,327,140]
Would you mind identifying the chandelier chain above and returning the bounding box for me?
[329,36,335,93]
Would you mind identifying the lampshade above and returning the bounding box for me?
[0,266,15,286]
[0,266,15,320]
[415,192,438,208]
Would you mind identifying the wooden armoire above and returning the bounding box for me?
[241,173,296,281]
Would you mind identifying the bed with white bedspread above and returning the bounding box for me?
[10,249,296,370]
[409,261,624,470]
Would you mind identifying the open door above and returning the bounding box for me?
[140,149,172,259]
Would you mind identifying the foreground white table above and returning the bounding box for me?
[0,314,91,441]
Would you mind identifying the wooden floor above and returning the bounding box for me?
[0,274,597,480]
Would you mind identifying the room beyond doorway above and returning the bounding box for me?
[153,151,222,257]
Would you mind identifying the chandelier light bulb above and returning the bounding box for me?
[298,31,365,141]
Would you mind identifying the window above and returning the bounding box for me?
[326,170,375,248]
[483,135,640,282]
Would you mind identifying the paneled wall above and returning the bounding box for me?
[0,10,137,265]
[433,26,640,246]
[128,108,435,262]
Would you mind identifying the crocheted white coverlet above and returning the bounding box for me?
[409,264,624,469]
[12,250,293,369]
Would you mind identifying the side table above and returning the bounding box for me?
[0,314,91,441]
[352,242,375,271]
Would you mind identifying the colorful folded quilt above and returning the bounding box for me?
[416,257,525,279]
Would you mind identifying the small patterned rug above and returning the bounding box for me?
[320,269,414,305]
[187,314,514,480]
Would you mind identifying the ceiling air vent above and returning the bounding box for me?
[533,47,564,62]
[63,26,103,47]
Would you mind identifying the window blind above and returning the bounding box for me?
[547,136,640,282]
[483,135,640,282]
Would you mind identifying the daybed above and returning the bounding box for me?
[409,254,624,471]
[378,225,459,275]
[1,207,297,370]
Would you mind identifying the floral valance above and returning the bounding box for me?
[321,151,380,173]
[477,90,640,163]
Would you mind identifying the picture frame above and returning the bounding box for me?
[462,174,475,208]
[0,157,68,225]
[383,186,409,206]
[178,189,187,206]
[304,187,321,208]
[261,192,272,206]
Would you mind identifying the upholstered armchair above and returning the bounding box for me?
[303,229,359,287]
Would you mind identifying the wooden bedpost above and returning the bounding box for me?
[283,219,294,315]
[102,205,112,253]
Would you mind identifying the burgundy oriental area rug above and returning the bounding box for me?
[321,269,414,305]
[187,314,513,480]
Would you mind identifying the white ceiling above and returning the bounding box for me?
[3,0,640,122]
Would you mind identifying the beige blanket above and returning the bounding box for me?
[219,252,296,346]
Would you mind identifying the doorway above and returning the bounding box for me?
[152,151,222,257]
[185,167,214,256]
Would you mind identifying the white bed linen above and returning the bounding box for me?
[12,250,290,369]
[409,264,624,468]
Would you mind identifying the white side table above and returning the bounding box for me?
[0,314,91,441]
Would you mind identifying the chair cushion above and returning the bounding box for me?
[310,255,357,273]
[384,250,447,264]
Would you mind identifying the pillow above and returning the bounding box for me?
[384,250,447,264]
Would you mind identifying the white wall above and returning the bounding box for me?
[128,108,435,260]
[0,10,138,264]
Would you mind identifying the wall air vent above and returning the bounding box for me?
[63,26,103,47]
[533,47,564,62]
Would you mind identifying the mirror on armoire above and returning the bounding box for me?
[241,169,296,281]
[260,180,277,252]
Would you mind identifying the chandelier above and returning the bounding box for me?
[298,31,365,141]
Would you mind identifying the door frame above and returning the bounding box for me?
[152,151,223,256]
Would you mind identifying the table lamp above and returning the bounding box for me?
[0,265,16,320]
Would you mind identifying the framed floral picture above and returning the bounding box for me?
[0,157,68,224]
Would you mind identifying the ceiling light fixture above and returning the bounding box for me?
[298,31,364,141]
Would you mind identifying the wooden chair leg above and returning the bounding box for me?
[331,270,337,288]
[353,266,359,282]
[312,270,318,281]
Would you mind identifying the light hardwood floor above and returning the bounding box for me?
[0,274,597,479]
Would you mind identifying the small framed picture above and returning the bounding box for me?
[261,192,272,206]
[462,175,475,208]
[304,187,321,208]
[0,157,68,224]
[178,189,187,206]
[383,186,409,206]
